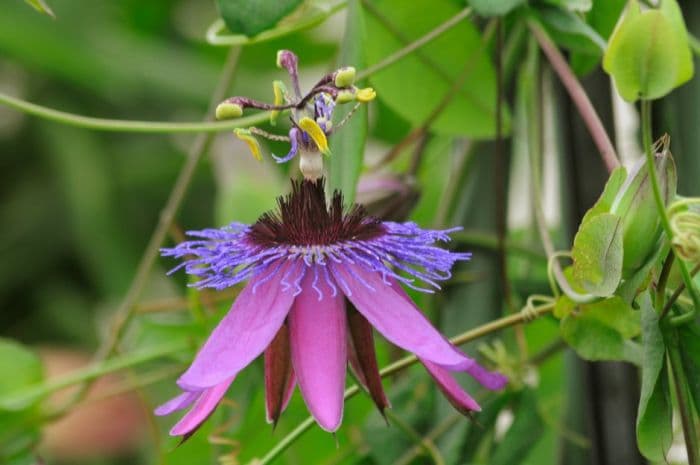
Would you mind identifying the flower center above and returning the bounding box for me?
[246,179,386,247]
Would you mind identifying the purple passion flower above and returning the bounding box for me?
[156,179,507,436]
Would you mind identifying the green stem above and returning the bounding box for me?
[0,91,269,133]
[384,409,446,465]
[2,6,472,135]
[665,330,700,465]
[52,47,243,418]
[656,251,674,314]
[256,303,554,465]
[640,100,700,313]
[662,262,700,316]
[1,341,187,410]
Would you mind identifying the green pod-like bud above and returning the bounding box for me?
[215,102,243,120]
[610,152,677,277]
[335,89,356,104]
[333,66,356,88]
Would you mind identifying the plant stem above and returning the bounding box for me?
[0,91,268,133]
[665,330,700,465]
[662,262,700,316]
[384,409,446,465]
[2,7,471,135]
[640,100,700,313]
[256,303,554,465]
[2,341,187,411]
[55,47,242,416]
[529,20,619,173]
[656,251,675,312]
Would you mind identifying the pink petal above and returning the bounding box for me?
[421,359,481,413]
[289,269,347,432]
[332,263,471,368]
[170,377,234,436]
[154,391,198,416]
[462,361,508,390]
[387,275,508,391]
[178,260,296,390]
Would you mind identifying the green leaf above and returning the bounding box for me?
[537,7,606,55]
[467,0,525,17]
[23,0,54,18]
[0,339,44,411]
[571,213,623,296]
[0,340,44,465]
[635,294,673,461]
[553,295,576,319]
[363,0,507,138]
[328,0,367,204]
[541,0,592,12]
[561,296,641,362]
[216,0,302,37]
[490,390,545,465]
[604,0,694,101]
[678,323,700,417]
[581,166,627,225]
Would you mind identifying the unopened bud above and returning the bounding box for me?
[610,152,677,276]
[215,102,243,120]
[334,67,356,88]
[335,90,356,104]
[670,201,700,263]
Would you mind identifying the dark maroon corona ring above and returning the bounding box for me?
[157,179,507,436]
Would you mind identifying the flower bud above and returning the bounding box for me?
[670,202,700,263]
[333,66,356,88]
[215,102,243,120]
[610,152,677,277]
[356,173,419,222]
[335,90,356,104]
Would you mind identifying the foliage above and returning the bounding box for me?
[1,0,700,464]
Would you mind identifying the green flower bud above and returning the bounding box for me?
[335,89,356,104]
[333,66,356,88]
[610,151,677,277]
[215,102,243,120]
[670,200,700,263]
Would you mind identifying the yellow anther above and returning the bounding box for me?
[298,117,330,155]
[270,80,287,125]
[356,87,376,103]
[233,128,262,161]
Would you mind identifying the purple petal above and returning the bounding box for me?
[154,391,198,416]
[170,377,234,436]
[332,263,471,368]
[388,275,508,390]
[178,260,296,390]
[462,361,508,391]
[421,359,481,413]
[289,269,347,432]
[272,128,299,163]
